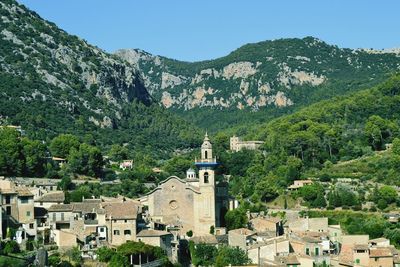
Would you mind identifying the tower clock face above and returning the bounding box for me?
[169,200,178,210]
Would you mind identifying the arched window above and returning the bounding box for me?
[204,172,209,183]
[205,150,208,159]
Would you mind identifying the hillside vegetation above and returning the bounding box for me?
[117,38,400,131]
[200,75,400,206]
[0,0,200,156]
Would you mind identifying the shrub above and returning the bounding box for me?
[3,240,20,254]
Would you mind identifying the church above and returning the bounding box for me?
[138,133,231,236]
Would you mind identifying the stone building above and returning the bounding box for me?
[230,136,263,152]
[0,179,36,241]
[138,134,231,236]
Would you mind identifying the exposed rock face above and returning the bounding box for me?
[222,62,258,79]
[0,0,151,131]
[115,38,400,112]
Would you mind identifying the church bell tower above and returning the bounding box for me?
[194,133,219,235]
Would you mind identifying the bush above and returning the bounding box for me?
[48,253,61,266]
[97,247,116,262]
[3,240,20,254]
[377,199,388,210]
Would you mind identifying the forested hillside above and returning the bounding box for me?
[116,38,400,131]
[0,0,200,156]
[198,74,400,205]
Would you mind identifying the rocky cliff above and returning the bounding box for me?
[0,0,199,153]
[116,38,400,113]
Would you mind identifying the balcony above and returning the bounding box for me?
[194,158,218,167]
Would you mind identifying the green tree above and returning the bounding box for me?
[66,246,81,264]
[189,242,217,267]
[254,173,279,202]
[285,156,303,182]
[377,199,388,210]
[0,128,22,176]
[50,134,80,158]
[108,144,129,162]
[225,209,248,230]
[97,247,116,262]
[215,246,250,267]
[109,253,129,267]
[68,143,104,177]
[69,186,92,202]
[21,137,46,176]
[392,138,400,155]
[378,186,397,204]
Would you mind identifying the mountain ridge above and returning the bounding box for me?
[0,0,200,155]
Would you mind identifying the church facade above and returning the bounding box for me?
[138,134,230,236]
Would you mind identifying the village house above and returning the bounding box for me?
[46,197,143,249]
[230,135,263,152]
[35,191,65,210]
[137,229,173,258]
[247,235,291,265]
[228,228,257,250]
[0,179,36,244]
[287,217,328,233]
[331,235,400,267]
[288,180,313,191]
[119,160,133,170]
[250,216,284,237]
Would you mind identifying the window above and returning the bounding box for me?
[355,259,360,264]
[305,248,310,255]
[124,220,127,223]
[204,172,209,183]
[113,230,120,235]
[124,230,131,235]
[6,207,11,215]
[20,197,29,204]
[61,213,64,221]
[26,211,31,217]
[99,228,104,233]
[29,223,34,229]
[315,247,319,256]
[52,213,56,222]
[5,195,11,204]
[205,150,208,159]
[40,202,43,206]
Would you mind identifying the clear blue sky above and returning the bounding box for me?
[18,0,400,62]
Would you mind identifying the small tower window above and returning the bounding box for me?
[204,172,209,183]
[205,150,208,159]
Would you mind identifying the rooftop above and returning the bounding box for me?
[137,229,171,237]
[229,228,256,236]
[102,201,140,219]
[48,204,73,212]
[369,247,393,258]
[190,235,218,244]
[16,187,34,197]
[36,191,65,203]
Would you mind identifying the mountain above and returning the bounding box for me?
[0,0,200,155]
[219,74,400,209]
[116,38,400,131]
